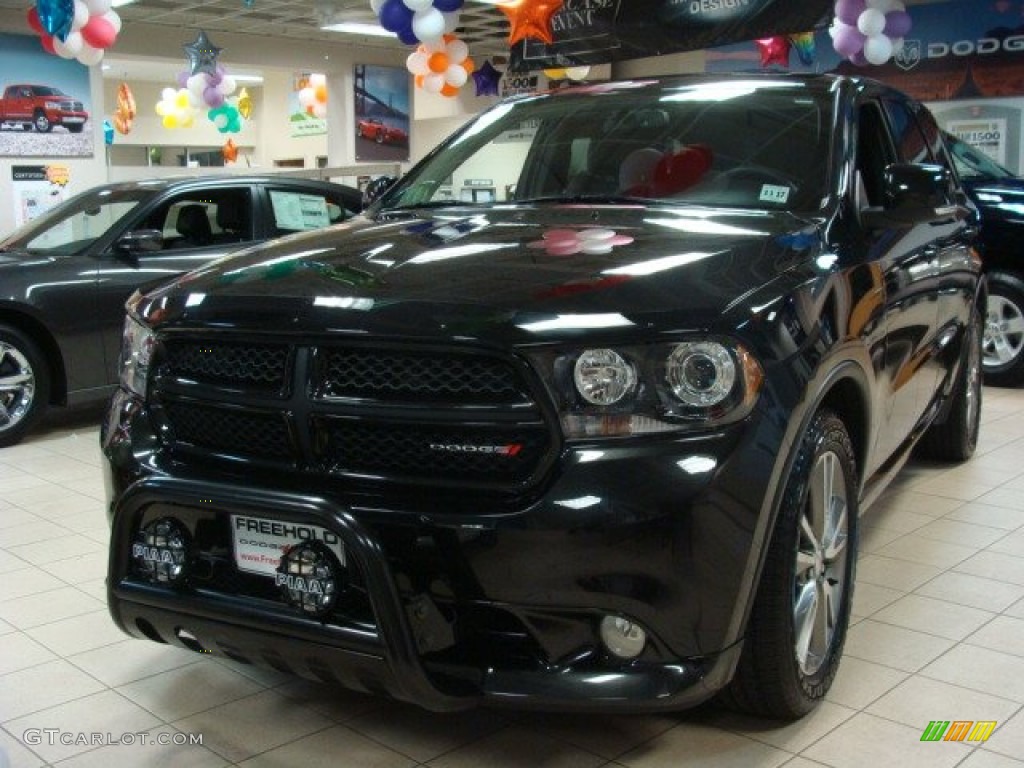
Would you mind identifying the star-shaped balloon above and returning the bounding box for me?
[756,36,791,68]
[471,60,502,97]
[237,87,253,119]
[499,0,564,46]
[183,30,223,76]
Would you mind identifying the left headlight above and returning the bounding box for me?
[527,339,763,439]
[119,313,155,397]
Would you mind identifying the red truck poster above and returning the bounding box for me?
[0,33,94,158]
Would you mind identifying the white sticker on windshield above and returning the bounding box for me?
[759,184,790,204]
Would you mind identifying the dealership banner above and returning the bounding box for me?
[509,0,833,70]
[706,0,1024,102]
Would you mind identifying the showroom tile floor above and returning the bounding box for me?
[3,390,1024,768]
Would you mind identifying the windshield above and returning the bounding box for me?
[944,132,1015,181]
[32,86,67,97]
[378,78,834,213]
[0,187,155,256]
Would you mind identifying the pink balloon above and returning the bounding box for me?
[204,86,225,108]
[883,10,912,38]
[835,0,866,26]
[81,15,116,48]
[833,22,866,57]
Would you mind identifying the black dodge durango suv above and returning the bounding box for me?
[102,74,984,719]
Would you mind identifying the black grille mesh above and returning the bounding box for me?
[318,420,546,484]
[321,349,523,402]
[162,341,289,390]
[162,401,292,460]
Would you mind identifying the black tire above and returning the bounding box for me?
[375,131,385,144]
[983,271,1024,387]
[67,124,84,134]
[33,111,52,133]
[719,409,858,719]
[917,307,983,461]
[0,325,50,448]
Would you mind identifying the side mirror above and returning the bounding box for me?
[116,229,164,254]
[861,163,956,229]
[362,175,399,207]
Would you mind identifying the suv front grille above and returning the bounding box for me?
[153,338,556,492]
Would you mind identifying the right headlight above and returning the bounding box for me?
[528,339,763,439]
[119,303,155,398]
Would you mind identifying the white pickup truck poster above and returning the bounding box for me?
[0,33,93,157]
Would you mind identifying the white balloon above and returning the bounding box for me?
[161,87,177,101]
[423,72,444,93]
[86,0,112,14]
[863,34,894,65]
[77,43,104,66]
[103,9,121,34]
[412,8,445,43]
[828,19,839,39]
[858,8,886,37]
[312,103,326,119]
[218,76,237,96]
[187,74,207,96]
[406,51,430,75]
[445,64,468,87]
[214,114,228,130]
[298,87,315,107]
[71,0,89,32]
[446,39,468,63]
[310,73,326,88]
[442,11,460,33]
[52,36,77,59]
[403,0,433,11]
[566,66,590,81]
[61,31,84,55]
[423,36,446,53]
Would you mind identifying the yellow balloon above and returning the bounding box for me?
[543,68,567,79]
[155,102,169,116]
[175,92,190,109]
[162,114,178,129]
[181,114,194,128]
[237,87,253,120]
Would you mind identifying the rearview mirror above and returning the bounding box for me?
[116,229,164,254]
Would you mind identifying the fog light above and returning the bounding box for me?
[276,542,344,617]
[132,518,190,585]
[599,615,647,659]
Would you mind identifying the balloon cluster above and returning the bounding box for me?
[373,0,463,46]
[406,36,474,97]
[542,66,590,81]
[178,65,238,110]
[113,81,136,135]
[298,73,328,119]
[155,88,198,130]
[830,0,912,66]
[209,102,244,133]
[27,0,121,66]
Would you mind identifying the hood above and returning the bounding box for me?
[963,176,1024,222]
[146,205,822,345]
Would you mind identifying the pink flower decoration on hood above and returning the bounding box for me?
[527,228,634,256]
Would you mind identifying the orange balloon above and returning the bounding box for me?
[499,0,565,46]
[428,52,449,73]
[441,83,459,97]
[314,83,327,103]
[222,138,238,164]
[462,57,475,75]
[415,74,425,87]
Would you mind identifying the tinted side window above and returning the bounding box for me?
[142,187,252,251]
[267,187,354,236]
[882,98,932,164]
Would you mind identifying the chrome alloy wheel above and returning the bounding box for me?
[984,294,1024,370]
[793,450,850,677]
[0,341,36,434]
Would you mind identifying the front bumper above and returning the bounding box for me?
[104,391,781,712]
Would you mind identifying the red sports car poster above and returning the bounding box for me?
[354,64,410,163]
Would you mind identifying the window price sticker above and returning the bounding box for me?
[760,184,790,204]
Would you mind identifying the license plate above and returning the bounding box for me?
[231,515,345,577]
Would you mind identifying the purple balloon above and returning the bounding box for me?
[884,10,912,38]
[833,22,866,58]
[176,70,190,88]
[204,86,225,108]
[849,50,869,67]
[379,0,413,33]
[433,0,464,11]
[835,0,866,26]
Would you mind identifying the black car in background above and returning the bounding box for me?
[0,175,362,446]
[945,132,1024,385]
[103,75,982,718]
